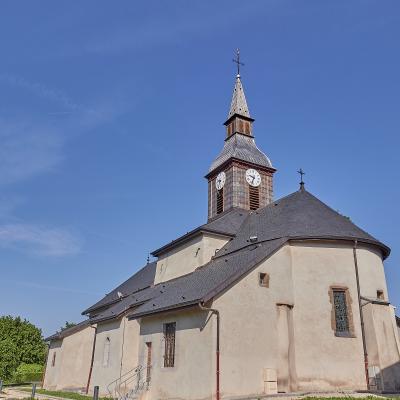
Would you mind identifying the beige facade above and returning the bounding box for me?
[89,317,141,396]
[43,326,95,392]
[132,241,400,399]
[44,240,400,399]
[154,233,229,284]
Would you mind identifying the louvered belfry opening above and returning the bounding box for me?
[217,188,224,214]
[163,322,176,367]
[249,186,259,210]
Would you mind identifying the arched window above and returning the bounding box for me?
[102,337,111,367]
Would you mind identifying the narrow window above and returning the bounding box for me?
[103,337,111,367]
[249,186,259,210]
[377,290,384,300]
[217,188,224,214]
[163,322,176,368]
[146,342,152,384]
[259,273,269,288]
[51,352,56,367]
[333,290,350,335]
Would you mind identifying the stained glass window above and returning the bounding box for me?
[333,290,349,334]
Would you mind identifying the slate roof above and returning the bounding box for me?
[227,75,251,120]
[218,189,389,256]
[45,319,91,342]
[208,133,273,174]
[151,208,249,256]
[82,262,157,316]
[46,188,390,340]
[127,188,389,320]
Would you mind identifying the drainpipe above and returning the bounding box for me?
[86,325,98,394]
[353,240,370,390]
[199,302,220,400]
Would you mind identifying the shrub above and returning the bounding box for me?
[12,363,44,383]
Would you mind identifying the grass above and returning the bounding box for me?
[301,397,400,400]
[19,388,109,400]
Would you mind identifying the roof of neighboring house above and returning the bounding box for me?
[151,208,249,257]
[81,261,157,316]
[127,188,389,320]
[45,319,91,342]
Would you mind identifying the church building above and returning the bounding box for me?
[43,60,400,400]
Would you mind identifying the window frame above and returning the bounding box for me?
[163,322,176,368]
[258,272,269,288]
[102,337,111,367]
[329,286,355,338]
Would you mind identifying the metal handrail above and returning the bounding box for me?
[106,365,143,399]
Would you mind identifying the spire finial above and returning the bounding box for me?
[147,253,150,264]
[297,168,305,190]
[232,48,244,76]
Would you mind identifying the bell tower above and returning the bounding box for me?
[206,52,276,220]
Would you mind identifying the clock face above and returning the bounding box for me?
[215,172,226,190]
[246,169,261,187]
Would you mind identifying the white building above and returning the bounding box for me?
[43,67,400,400]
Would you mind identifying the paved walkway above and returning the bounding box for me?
[0,388,67,400]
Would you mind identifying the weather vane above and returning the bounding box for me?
[232,48,244,76]
[297,168,305,189]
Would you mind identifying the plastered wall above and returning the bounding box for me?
[89,317,141,396]
[43,340,63,390]
[43,326,95,392]
[137,309,214,400]
[154,233,229,284]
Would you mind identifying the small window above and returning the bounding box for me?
[333,290,350,336]
[163,322,176,368]
[51,352,56,367]
[377,290,384,300]
[103,337,111,367]
[259,273,269,287]
[217,188,224,214]
[249,186,259,210]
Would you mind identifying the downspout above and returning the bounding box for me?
[353,240,370,390]
[86,325,98,394]
[199,302,220,400]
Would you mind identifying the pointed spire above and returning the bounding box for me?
[227,75,251,119]
[227,49,251,120]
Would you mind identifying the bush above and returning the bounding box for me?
[11,363,43,383]
[0,315,46,381]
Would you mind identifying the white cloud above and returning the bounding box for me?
[0,223,82,256]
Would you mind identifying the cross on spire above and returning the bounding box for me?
[232,48,244,76]
[297,168,305,190]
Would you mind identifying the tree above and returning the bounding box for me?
[61,321,76,331]
[0,316,47,381]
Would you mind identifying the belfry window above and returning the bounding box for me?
[217,188,224,214]
[51,352,56,367]
[249,186,259,210]
[163,322,176,367]
[333,290,350,336]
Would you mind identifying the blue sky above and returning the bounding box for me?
[1,1,399,337]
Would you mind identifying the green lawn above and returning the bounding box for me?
[20,388,108,400]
